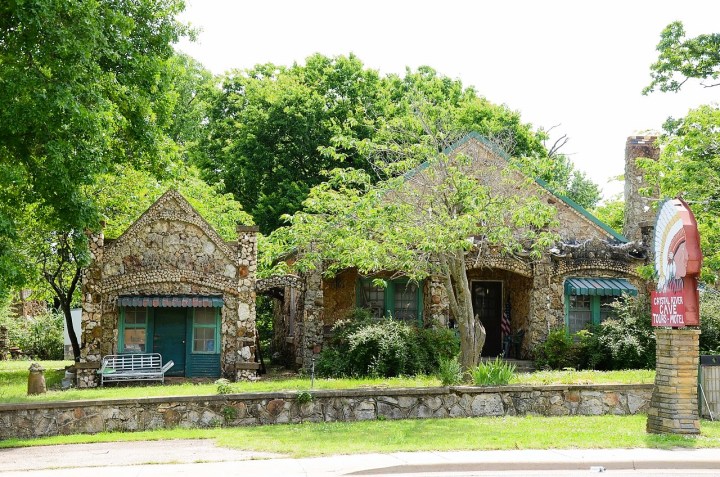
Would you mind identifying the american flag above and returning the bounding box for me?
[501,301,511,339]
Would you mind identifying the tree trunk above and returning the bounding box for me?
[62,302,81,362]
[441,250,486,372]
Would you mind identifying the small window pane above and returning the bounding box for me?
[195,308,215,326]
[193,308,217,353]
[124,307,146,325]
[123,329,146,353]
[394,282,419,322]
[359,281,385,318]
[568,294,592,334]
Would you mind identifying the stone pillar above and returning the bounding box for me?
[623,136,659,243]
[299,267,324,371]
[78,230,104,388]
[231,225,260,381]
[647,328,700,435]
[527,259,559,351]
[427,276,450,327]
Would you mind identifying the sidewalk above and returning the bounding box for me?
[1,440,720,476]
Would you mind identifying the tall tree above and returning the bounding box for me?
[0,0,188,293]
[269,100,558,371]
[642,22,720,283]
[643,21,720,94]
[200,57,600,232]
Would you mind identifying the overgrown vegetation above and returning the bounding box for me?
[534,295,655,370]
[0,310,64,360]
[315,309,459,378]
[470,358,516,386]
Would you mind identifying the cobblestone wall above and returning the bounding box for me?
[79,190,259,386]
[0,384,652,440]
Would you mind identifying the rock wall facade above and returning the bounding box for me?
[0,384,652,440]
[79,190,259,386]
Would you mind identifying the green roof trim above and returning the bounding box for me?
[564,277,638,297]
[444,132,629,243]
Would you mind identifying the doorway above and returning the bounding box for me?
[471,281,503,356]
[153,308,187,377]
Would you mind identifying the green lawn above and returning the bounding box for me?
[0,360,655,404]
[1,415,717,456]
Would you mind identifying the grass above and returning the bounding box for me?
[1,415,718,456]
[0,360,655,404]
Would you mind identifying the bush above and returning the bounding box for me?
[534,295,655,371]
[316,309,459,378]
[700,289,720,353]
[6,311,65,360]
[437,357,463,385]
[532,328,576,370]
[596,295,655,370]
[470,357,516,386]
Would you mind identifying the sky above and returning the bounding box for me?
[176,0,720,201]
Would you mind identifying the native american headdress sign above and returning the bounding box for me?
[651,198,702,327]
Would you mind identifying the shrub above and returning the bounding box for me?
[532,328,576,370]
[316,308,460,378]
[470,357,516,386]
[10,311,65,360]
[596,295,655,370]
[437,357,463,385]
[700,289,720,354]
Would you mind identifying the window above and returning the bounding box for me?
[120,307,147,353]
[564,278,637,334]
[357,278,423,324]
[192,307,219,353]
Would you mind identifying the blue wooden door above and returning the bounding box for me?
[153,308,187,377]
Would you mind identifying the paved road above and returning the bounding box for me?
[2,441,720,476]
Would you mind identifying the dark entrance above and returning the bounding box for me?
[472,281,503,356]
[153,308,187,377]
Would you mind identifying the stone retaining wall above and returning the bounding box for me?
[0,384,652,440]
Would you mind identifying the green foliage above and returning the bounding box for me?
[215,378,233,395]
[592,196,625,234]
[200,54,598,233]
[534,295,655,371]
[643,23,720,283]
[532,328,577,370]
[596,295,655,370]
[638,105,720,283]
[5,311,64,360]
[700,290,720,354]
[470,357,516,386]
[316,311,459,378]
[295,391,313,404]
[0,0,188,291]
[437,357,463,386]
[221,405,238,423]
[644,21,720,94]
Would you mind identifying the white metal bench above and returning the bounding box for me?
[98,353,174,385]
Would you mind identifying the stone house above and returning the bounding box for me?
[267,133,652,370]
[77,190,260,387]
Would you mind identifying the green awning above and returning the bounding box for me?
[564,278,638,297]
[118,295,224,308]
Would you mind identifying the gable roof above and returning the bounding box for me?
[444,132,629,243]
[105,189,235,259]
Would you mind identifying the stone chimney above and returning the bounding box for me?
[623,136,660,243]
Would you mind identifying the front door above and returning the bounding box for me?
[153,308,187,377]
[472,281,503,356]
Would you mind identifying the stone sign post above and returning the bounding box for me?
[647,198,702,434]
